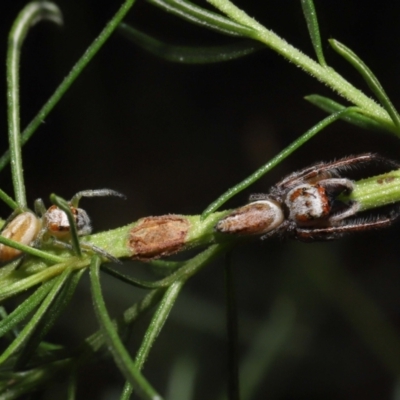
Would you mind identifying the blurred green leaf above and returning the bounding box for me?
[119,23,263,63]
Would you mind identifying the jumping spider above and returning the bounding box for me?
[215,153,400,241]
[0,189,125,262]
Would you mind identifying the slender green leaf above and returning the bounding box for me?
[90,256,162,400]
[0,235,65,263]
[0,236,65,264]
[15,270,84,369]
[103,244,228,290]
[0,307,19,343]
[305,94,394,133]
[100,265,166,289]
[0,188,18,210]
[148,259,185,271]
[7,2,62,208]
[0,267,71,366]
[329,39,400,132]
[146,0,254,37]
[135,280,184,370]
[0,0,138,174]
[300,0,326,66]
[50,194,82,257]
[201,107,357,219]
[119,23,263,64]
[0,257,88,303]
[0,280,55,339]
[120,381,134,400]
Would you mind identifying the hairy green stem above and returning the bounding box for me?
[206,0,397,133]
[6,2,62,207]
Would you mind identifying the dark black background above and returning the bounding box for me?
[1,1,400,399]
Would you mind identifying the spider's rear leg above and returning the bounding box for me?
[295,208,400,242]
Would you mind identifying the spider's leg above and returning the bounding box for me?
[80,241,121,264]
[70,189,125,207]
[318,178,355,194]
[249,193,271,201]
[329,201,360,223]
[276,153,400,190]
[294,210,400,242]
[50,238,121,264]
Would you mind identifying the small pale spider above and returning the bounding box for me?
[0,189,125,262]
[215,153,400,241]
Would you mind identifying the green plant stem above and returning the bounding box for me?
[346,169,400,211]
[6,3,62,207]
[0,0,137,173]
[206,0,397,134]
[90,256,162,400]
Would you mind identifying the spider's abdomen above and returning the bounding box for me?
[286,184,330,224]
[0,212,42,261]
[215,200,284,235]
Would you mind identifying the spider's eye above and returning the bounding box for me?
[0,212,41,261]
[215,200,284,235]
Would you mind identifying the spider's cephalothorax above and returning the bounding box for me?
[215,153,400,241]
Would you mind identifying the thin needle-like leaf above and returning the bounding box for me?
[305,94,394,133]
[7,2,62,208]
[0,235,65,263]
[0,188,19,210]
[50,194,82,257]
[90,256,162,400]
[329,39,400,132]
[135,279,184,370]
[119,23,263,64]
[300,0,326,66]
